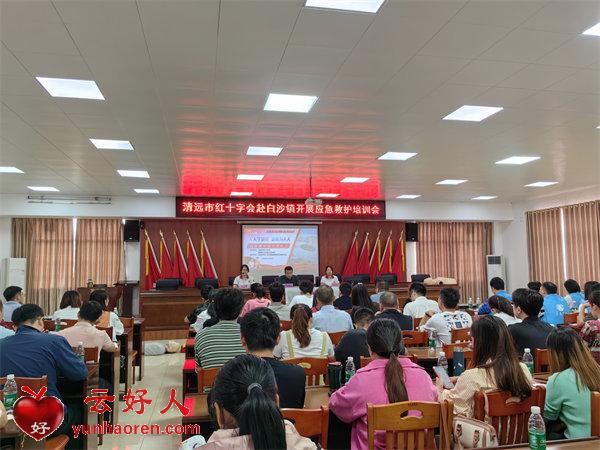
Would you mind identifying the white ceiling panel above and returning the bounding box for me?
[481,29,572,63]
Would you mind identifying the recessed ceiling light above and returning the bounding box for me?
[443,105,503,122]
[90,139,133,151]
[264,93,318,113]
[472,196,497,200]
[396,194,421,199]
[134,189,159,194]
[247,146,283,156]
[27,186,59,192]
[305,0,385,13]
[341,177,369,183]
[525,181,558,187]
[231,191,253,197]
[0,166,24,173]
[597,125,600,129]
[378,152,418,161]
[237,174,264,181]
[36,77,104,100]
[495,156,540,165]
[117,170,149,178]
[436,179,468,185]
[316,193,339,198]
[582,22,600,36]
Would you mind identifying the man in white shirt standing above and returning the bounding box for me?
[403,283,441,318]
[419,287,472,346]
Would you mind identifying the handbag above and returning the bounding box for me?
[452,416,498,449]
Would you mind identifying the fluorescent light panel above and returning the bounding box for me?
[247,146,283,156]
[90,139,133,151]
[472,196,497,200]
[134,189,159,194]
[582,22,600,36]
[0,166,24,173]
[237,174,264,181]
[495,156,540,165]
[117,170,149,178]
[525,181,558,187]
[305,0,385,13]
[27,186,59,192]
[231,191,253,197]
[443,105,503,122]
[36,77,104,100]
[437,179,467,185]
[378,152,417,161]
[396,195,421,199]
[341,177,369,183]
[264,93,318,113]
[316,193,339,198]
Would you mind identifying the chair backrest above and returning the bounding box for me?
[77,287,92,303]
[228,276,236,286]
[63,319,78,328]
[0,375,48,398]
[284,357,329,386]
[96,326,113,339]
[474,387,545,445]
[367,400,453,450]
[450,327,470,343]
[196,367,220,392]
[280,320,292,331]
[592,391,600,437]
[442,343,473,369]
[360,355,417,368]
[105,286,123,311]
[375,273,397,286]
[402,331,428,347]
[297,274,315,283]
[71,346,99,363]
[281,406,329,447]
[563,312,578,325]
[412,317,421,330]
[262,275,278,286]
[328,331,346,345]
[120,316,135,328]
[411,274,430,283]
[534,348,549,373]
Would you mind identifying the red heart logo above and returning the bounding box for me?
[13,387,65,441]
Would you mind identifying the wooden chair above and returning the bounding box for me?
[442,343,473,369]
[328,331,346,345]
[534,348,549,373]
[284,357,329,386]
[63,319,78,328]
[592,391,600,437]
[366,400,454,450]
[450,327,470,343]
[196,366,220,393]
[185,338,195,359]
[474,387,545,445]
[119,317,139,382]
[412,317,421,330]
[96,326,113,340]
[281,406,329,448]
[280,320,292,331]
[45,435,69,450]
[0,375,47,398]
[402,331,428,347]
[71,346,99,363]
[563,312,578,326]
[360,355,417,367]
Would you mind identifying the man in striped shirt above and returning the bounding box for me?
[195,287,245,368]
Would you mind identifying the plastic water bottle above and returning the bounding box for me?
[528,406,546,449]
[476,297,481,306]
[3,374,18,415]
[77,342,85,362]
[428,330,436,349]
[344,357,356,384]
[523,348,534,374]
[437,352,449,374]
[468,297,473,308]
[54,318,61,331]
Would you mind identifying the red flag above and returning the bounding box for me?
[341,231,359,277]
[369,230,382,283]
[159,230,174,279]
[391,231,406,282]
[144,230,161,290]
[172,231,188,281]
[200,230,218,281]
[379,231,393,275]
[186,232,203,287]
[356,232,371,275]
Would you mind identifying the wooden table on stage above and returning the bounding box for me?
[115,281,139,317]
[140,288,203,339]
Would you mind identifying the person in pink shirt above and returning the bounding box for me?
[240,283,271,317]
[329,318,438,450]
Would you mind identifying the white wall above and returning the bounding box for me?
[0,217,12,289]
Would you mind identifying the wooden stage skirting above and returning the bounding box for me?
[140,283,459,340]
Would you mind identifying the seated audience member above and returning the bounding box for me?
[185,284,213,325]
[330,319,437,450]
[239,308,305,409]
[232,264,255,290]
[195,288,245,368]
[564,279,585,310]
[509,288,554,355]
[478,277,512,315]
[0,302,15,339]
[278,265,300,287]
[313,285,353,333]
[439,315,532,418]
[544,328,600,439]
[58,301,118,360]
[267,282,291,321]
[289,279,314,308]
[584,281,600,302]
[89,290,124,340]
[320,266,340,287]
[403,282,440,318]
[206,354,316,450]
[377,292,413,331]
[527,281,542,293]
[52,290,82,321]
[334,282,353,310]
[335,308,378,369]
[240,283,271,317]
[540,282,569,326]
[579,289,600,364]
[578,281,600,327]
[419,288,472,345]
[200,299,219,330]
[351,283,377,314]
[2,286,24,323]
[273,304,334,359]
[370,280,389,304]
[489,295,520,326]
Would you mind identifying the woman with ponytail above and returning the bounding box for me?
[329,319,437,450]
[206,354,316,449]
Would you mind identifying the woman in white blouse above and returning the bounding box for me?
[232,264,255,290]
[320,266,340,287]
[52,290,82,321]
[489,295,521,326]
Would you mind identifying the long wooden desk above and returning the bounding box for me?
[487,438,599,449]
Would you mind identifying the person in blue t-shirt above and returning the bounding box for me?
[478,277,512,315]
[563,279,585,310]
[540,282,569,326]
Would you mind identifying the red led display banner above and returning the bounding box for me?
[176,197,386,220]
